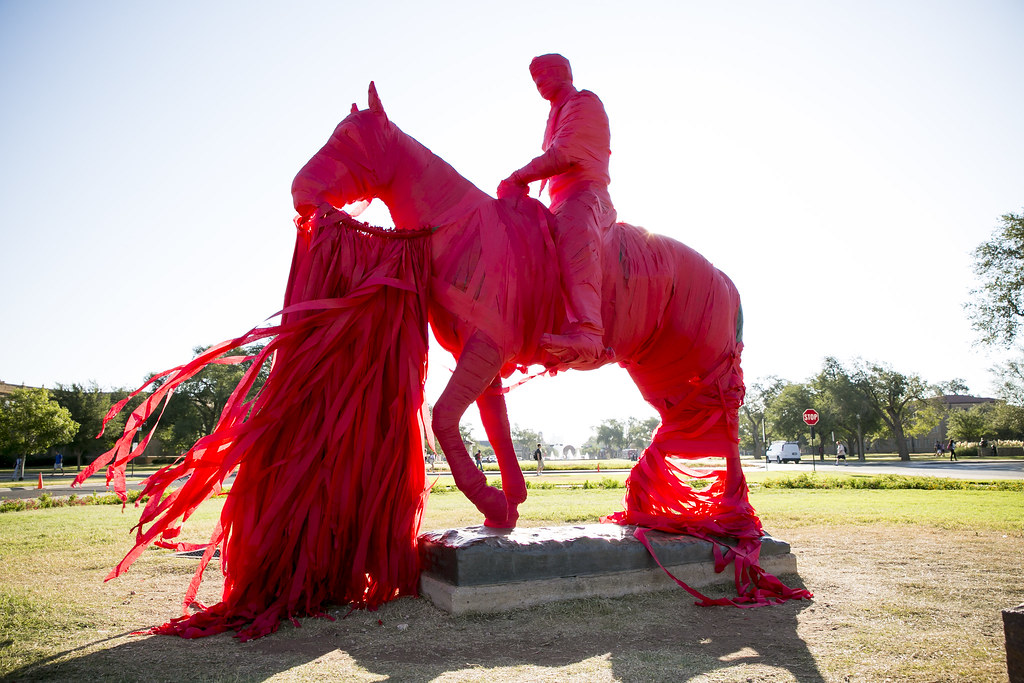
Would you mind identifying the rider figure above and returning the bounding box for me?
[498,54,616,368]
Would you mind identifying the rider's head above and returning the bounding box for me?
[530,54,573,101]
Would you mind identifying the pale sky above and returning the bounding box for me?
[2,1,1023,446]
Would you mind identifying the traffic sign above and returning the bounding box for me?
[802,409,819,426]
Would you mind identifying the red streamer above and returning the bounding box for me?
[75,220,432,640]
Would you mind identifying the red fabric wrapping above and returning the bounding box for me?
[601,247,812,606]
[288,90,809,610]
[75,219,432,640]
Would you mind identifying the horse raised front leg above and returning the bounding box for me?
[431,332,511,527]
[476,377,527,527]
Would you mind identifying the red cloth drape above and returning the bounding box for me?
[75,219,433,639]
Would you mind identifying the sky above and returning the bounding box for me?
[2,1,1023,446]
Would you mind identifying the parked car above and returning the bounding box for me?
[765,440,801,463]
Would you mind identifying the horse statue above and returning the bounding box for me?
[293,82,749,532]
[78,82,806,641]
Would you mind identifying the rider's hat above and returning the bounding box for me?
[530,54,572,81]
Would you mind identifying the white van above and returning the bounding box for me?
[765,441,801,463]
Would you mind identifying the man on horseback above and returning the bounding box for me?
[497,53,616,368]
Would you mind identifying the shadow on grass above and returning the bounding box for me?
[6,574,824,681]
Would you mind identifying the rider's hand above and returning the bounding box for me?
[296,202,341,231]
[496,175,528,199]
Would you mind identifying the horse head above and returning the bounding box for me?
[291,82,397,220]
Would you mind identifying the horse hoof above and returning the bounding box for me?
[470,485,508,524]
[484,507,519,529]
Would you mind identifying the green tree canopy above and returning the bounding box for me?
[765,382,815,443]
[946,404,992,442]
[509,424,541,460]
[625,416,660,450]
[812,358,881,459]
[850,360,931,461]
[152,343,269,455]
[0,388,79,463]
[967,210,1024,347]
[992,356,1024,407]
[907,394,946,443]
[740,376,785,458]
[51,382,130,468]
[937,378,970,396]
[593,418,627,456]
[989,401,1024,440]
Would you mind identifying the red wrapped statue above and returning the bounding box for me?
[77,54,809,640]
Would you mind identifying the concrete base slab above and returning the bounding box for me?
[418,524,799,615]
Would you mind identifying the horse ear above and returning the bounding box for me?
[368,81,386,117]
[351,103,359,114]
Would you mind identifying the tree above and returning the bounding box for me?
[152,343,270,455]
[992,356,1024,407]
[740,376,785,458]
[765,383,815,442]
[812,358,880,460]
[967,210,1024,347]
[985,355,1024,441]
[625,416,660,450]
[580,435,601,457]
[989,401,1024,440]
[937,378,970,396]
[946,404,992,442]
[509,424,541,460]
[594,418,627,457]
[0,388,79,466]
[850,360,931,461]
[51,382,129,469]
[907,394,946,445]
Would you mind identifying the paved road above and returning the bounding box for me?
[0,471,216,501]
[755,457,1024,480]
[3,458,1021,501]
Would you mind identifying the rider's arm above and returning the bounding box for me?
[497,135,573,198]
[498,92,605,195]
[510,146,573,185]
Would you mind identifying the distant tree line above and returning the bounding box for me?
[5,209,1022,468]
[740,357,1024,462]
[0,344,269,468]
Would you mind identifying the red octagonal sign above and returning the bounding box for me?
[803,409,820,426]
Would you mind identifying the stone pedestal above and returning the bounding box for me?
[1005,603,1024,683]
[417,524,799,614]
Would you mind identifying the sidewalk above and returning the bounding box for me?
[759,457,1024,480]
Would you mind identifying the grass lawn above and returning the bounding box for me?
[1,476,1022,681]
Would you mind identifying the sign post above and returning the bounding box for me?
[803,409,819,473]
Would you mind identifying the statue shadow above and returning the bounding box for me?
[7,576,824,681]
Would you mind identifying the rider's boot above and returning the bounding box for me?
[541,239,610,368]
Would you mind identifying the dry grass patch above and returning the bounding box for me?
[2,487,1021,681]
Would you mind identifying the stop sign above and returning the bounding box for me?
[803,409,819,425]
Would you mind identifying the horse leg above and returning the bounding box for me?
[431,332,510,526]
[476,377,527,527]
